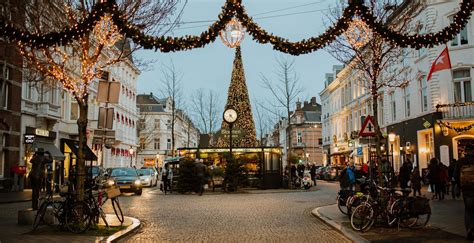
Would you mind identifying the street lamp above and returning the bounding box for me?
[129,147,134,167]
[388,132,396,172]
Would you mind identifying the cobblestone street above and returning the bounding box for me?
[107,181,349,242]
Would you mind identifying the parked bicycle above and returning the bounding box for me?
[33,182,92,233]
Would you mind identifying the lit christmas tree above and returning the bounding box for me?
[217,47,257,148]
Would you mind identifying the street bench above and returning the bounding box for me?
[211,176,224,192]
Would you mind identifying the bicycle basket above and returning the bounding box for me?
[106,187,121,198]
[409,196,431,215]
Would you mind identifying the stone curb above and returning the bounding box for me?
[0,199,31,204]
[311,205,369,243]
[99,216,141,243]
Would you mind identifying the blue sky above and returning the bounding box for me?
[136,0,339,115]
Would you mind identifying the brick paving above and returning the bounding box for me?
[116,181,350,242]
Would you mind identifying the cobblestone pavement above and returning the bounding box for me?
[109,181,350,242]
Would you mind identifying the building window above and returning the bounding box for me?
[70,98,79,120]
[49,87,57,104]
[450,16,469,46]
[318,138,323,145]
[167,139,171,150]
[403,86,410,117]
[154,138,160,150]
[453,69,472,102]
[297,131,302,144]
[0,82,9,109]
[390,93,396,121]
[419,76,428,112]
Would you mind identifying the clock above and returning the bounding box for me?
[223,108,238,123]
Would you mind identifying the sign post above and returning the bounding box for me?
[359,115,376,181]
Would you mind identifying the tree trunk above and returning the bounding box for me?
[171,105,175,156]
[371,82,382,184]
[287,108,292,189]
[76,96,88,202]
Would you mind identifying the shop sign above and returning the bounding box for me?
[35,128,50,137]
[357,147,363,156]
[24,134,35,144]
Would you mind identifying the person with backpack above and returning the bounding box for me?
[437,163,449,200]
[161,163,173,194]
[346,163,356,191]
[455,145,474,240]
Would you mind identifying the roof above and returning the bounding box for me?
[304,111,321,122]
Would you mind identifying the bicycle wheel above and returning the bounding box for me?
[351,203,375,232]
[347,195,365,216]
[65,201,92,233]
[337,195,348,215]
[32,201,49,231]
[389,198,417,228]
[411,213,431,229]
[112,197,124,224]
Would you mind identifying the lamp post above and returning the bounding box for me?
[129,147,134,167]
[388,132,396,173]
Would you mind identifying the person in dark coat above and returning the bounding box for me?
[194,159,207,196]
[428,158,439,199]
[437,163,449,200]
[310,164,317,186]
[29,151,45,210]
[411,166,422,197]
[454,146,474,240]
[449,159,461,199]
[399,161,411,190]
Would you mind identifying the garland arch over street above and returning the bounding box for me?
[0,0,472,55]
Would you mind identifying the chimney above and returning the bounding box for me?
[304,101,309,107]
[311,97,317,105]
[296,101,302,110]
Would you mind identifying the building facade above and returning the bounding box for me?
[136,93,199,168]
[320,1,474,174]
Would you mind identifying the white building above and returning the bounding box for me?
[136,93,200,168]
[320,0,474,174]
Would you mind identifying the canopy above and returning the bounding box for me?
[33,142,65,160]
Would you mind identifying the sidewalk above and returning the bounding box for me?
[0,201,140,242]
[313,195,468,242]
[0,189,32,204]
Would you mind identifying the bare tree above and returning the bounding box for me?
[11,0,182,202]
[160,61,183,157]
[191,88,220,135]
[254,100,272,147]
[326,0,420,179]
[261,57,303,158]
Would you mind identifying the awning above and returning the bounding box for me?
[33,142,65,160]
[63,139,98,161]
[330,151,351,156]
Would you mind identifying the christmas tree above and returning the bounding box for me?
[217,47,257,148]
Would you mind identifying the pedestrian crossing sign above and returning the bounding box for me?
[359,115,376,137]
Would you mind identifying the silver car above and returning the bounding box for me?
[138,168,158,187]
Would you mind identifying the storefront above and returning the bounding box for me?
[23,127,64,189]
[177,147,282,189]
[60,139,98,183]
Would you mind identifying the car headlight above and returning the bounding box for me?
[145,178,150,182]
[134,179,141,185]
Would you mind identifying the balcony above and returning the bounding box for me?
[436,102,474,120]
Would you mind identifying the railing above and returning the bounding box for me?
[436,102,474,119]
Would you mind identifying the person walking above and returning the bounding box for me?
[194,159,207,196]
[428,158,439,200]
[399,161,411,190]
[449,159,461,199]
[29,151,46,210]
[161,163,173,194]
[411,166,422,197]
[437,163,449,200]
[310,164,317,186]
[455,145,474,240]
[347,164,356,191]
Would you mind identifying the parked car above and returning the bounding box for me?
[107,167,142,196]
[138,168,158,187]
[315,166,326,179]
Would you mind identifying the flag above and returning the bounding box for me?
[427,46,452,81]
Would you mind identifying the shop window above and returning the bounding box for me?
[453,69,472,102]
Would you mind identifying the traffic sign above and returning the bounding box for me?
[359,115,376,137]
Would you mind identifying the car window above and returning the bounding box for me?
[138,169,151,175]
[111,168,137,177]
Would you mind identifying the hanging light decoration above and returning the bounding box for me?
[344,18,371,49]
[93,15,122,47]
[220,17,245,48]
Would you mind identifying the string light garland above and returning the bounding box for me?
[1,0,473,55]
[436,102,474,109]
[344,18,371,49]
[438,120,474,135]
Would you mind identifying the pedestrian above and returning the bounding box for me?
[411,166,422,197]
[161,163,173,194]
[399,161,411,190]
[310,164,317,186]
[437,163,448,200]
[362,162,369,178]
[29,150,46,210]
[428,158,439,199]
[194,159,207,196]
[347,163,356,191]
[339,165,350,190]
[454,145,474,240]
[449,159,461,199]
